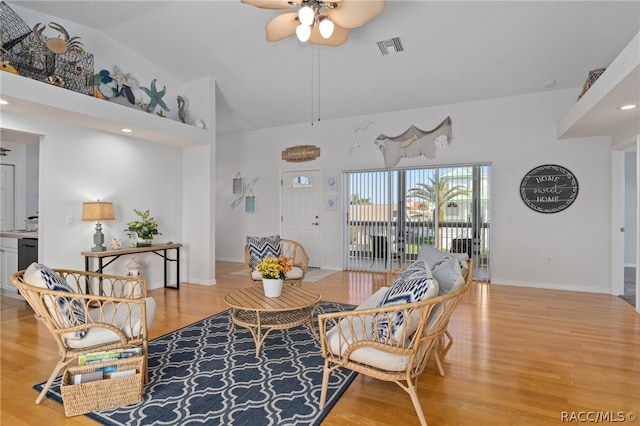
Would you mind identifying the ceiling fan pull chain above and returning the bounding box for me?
[317,47,321,123]
[310,47,314,126]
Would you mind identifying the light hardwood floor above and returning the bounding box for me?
[2,261,639,425]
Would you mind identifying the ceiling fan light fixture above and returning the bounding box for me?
[245,0,384,46]
[296,24,312,42]
[319,16,334,38]
[298,5,315,26]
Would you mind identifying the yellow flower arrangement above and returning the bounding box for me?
[256,256,293,280]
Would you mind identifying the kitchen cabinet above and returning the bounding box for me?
[0,237,19,296]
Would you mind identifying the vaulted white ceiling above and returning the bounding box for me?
[9,1,640,135]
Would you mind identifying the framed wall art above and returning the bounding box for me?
[325,196,337,211]
[325,175,337,190]
[245,194,256,213]
[520,164,579,213]
[233,172,244,194]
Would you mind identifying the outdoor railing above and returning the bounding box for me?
[347,220,490,265]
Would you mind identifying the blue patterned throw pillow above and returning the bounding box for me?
[374,260,439,342]
[25,263,87,338]
[247,235,282,269]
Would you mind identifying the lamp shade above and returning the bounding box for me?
[82,201,115,222]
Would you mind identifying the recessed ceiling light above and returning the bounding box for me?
[121,128,133,133]
[620,104,637,110]
[0,99,8,105]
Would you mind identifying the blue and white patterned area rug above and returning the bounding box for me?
[34,301,357,425]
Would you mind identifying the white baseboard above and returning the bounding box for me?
[1,288,25,300]
[217,256,243,263]
[490,279,610,295]
[187,278,216,286]
[318,265,342,271]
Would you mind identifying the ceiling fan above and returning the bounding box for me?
[241,0,385,47]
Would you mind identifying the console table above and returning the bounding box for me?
[81,243,182,289]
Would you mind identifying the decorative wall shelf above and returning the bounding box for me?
[557,31,639,146]
[0,71,210,147]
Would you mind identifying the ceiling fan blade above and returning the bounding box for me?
[241,0,295,10]
[265,13,299,42]
[308,24,349,46]
[327,0,385,28]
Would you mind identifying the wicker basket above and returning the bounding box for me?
[61,357,144,416]
[577,68,606,100]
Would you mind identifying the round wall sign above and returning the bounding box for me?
[520,164,579,213]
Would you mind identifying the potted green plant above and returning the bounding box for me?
[125,209,161,246]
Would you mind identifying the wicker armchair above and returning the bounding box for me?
[11,266,155,404]
[387,258,473,377]
[244,238,310,287]
[318,262,472,426]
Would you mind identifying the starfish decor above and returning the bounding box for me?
[141,79,170,113]
[109,65,129,89]
[109,65,139,104]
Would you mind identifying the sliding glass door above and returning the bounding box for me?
[344,164,490,280]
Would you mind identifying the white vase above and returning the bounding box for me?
[262,278,283,297]
[136,237,153,247]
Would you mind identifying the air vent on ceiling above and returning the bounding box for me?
[377,36,405,55]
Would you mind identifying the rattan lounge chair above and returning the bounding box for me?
[244,237,310,287]
[318,260,473,425]
[11,265,155,404]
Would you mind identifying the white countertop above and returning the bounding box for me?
[0,231,39,239]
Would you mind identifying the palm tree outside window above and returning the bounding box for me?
[345,164,490,280]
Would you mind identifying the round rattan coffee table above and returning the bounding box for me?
[224,286,321,356]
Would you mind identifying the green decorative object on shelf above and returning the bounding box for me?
[125,209,161,246]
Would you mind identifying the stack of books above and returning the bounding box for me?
[71,348,142,384]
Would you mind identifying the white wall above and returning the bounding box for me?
[25,142,39,217]
[625,152,637,265]
[183,144,213,285]
[2,137,42,221]
[0,140,27,228]
[216,88,613,294]
[179,77,216,285]
[3,110,184,286]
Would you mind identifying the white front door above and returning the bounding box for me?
[0,164,16,230]
[281,170,321,267]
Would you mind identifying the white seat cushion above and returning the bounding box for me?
[357,287,389,309]
[325,312,411,372]
[64,297,156,348]
[325,286,412,372]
